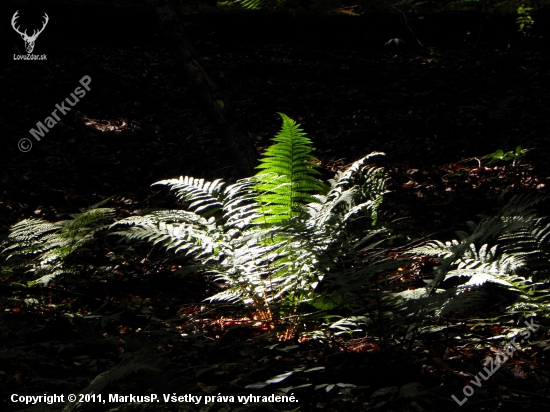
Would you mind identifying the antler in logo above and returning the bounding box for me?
[11,11,49,54]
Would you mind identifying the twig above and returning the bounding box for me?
[392,6,424,48]
[473,2,485,49]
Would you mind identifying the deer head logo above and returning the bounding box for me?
[11,11,49,54]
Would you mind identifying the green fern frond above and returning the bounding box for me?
[254,113,328,224]
[236,0,287,9]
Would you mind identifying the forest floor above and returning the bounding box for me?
[1,7,550,412]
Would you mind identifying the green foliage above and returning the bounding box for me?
[389,191,550,340]
[516,3,535,36]
[112,114,389,330]
[495,0,538,25]
[255,113,328,224]
[234,0,345,11]
[396,0,541,19]
[482,145,528,165]
[235,0,542,17]
[236,0,287,9]
[2,205,115,285]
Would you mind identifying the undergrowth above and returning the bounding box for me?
[2,114,550,411]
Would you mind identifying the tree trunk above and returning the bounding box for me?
[146,0,258,177]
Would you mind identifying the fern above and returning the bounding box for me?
[2,205,115,285]
[237,0,287,9]
[2,114,393,341]
[254,113,328,225]
[389,191,550,341]
[154,176,226,217]
[113,114,391,334]
[500,216,550,276]
[235,0,344,11]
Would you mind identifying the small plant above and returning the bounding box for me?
[482,145,528,166]
[516,3,535,36]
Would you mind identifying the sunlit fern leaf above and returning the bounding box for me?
[396,191,550,337]
[154,176,226,217]
[113,210,222,260]
[315,153,388,228]
[254,113,328,225]
[236,0,287,9]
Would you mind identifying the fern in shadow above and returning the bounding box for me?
[388,191,550,345]
[2,205,115,285]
